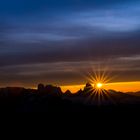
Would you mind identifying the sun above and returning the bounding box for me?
[96,83,103,89]
[85,68,114,90]
[84,67,116,105]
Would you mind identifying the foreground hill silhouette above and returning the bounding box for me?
[0,83,140,112]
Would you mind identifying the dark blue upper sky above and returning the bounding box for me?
[0,0,139,16]
[0,0,140,87]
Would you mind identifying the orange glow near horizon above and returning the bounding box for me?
[104,81,140,92]
[61,81,140,93]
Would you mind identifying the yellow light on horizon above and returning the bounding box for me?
[96,83,103,89]
[61,81,140,93]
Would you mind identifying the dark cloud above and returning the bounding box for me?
[0,32,140,66]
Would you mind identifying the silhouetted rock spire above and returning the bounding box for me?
[84,83,93,90]
[45,85,62,96]
[38,83,45,92]
[83,82,93,95]
[76,89,83,96]
[65,90,72,95]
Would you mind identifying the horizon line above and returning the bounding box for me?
[0,81,139,93]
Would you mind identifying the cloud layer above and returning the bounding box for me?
[0,0,140,86]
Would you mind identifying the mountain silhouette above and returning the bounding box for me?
[0,83,140,112]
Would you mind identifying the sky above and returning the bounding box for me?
[0,0,140,91]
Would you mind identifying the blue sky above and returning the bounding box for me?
[0,0,140,87]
